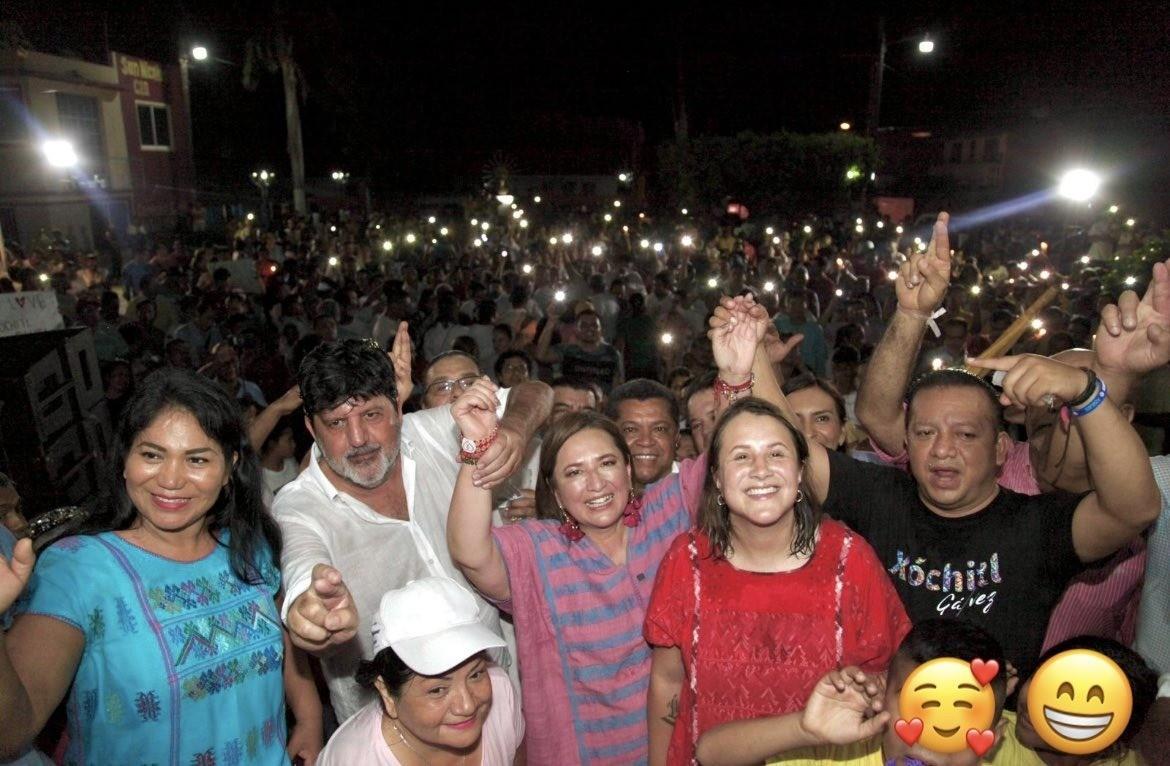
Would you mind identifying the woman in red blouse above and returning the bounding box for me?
[645,397,911,765]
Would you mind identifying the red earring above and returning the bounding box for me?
[622,493,643,528]
[558,510,585,542]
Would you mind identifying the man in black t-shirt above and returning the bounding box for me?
[733,215,1162,687]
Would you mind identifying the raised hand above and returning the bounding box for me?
[763,324,804,366]
[709,295,768,378]
[274,385,303,416]
[288,564,358,651]
[452,377,500,442]
[799,667,889,745]
[0,537,34,614]
[897,212,952,315]
[1096,258,1170,375]
[972,354,1092,410]
[389,321,414,405]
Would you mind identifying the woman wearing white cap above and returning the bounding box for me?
[318,577,524,766]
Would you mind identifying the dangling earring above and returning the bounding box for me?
[622,492,643,528]
[558,508,585,542]
[717,494,727,509]
[794,489,804,503]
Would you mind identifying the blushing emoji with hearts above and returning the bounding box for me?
[897,657,999,755]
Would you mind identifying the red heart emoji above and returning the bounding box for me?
[894,717,923,746]
[970,658,999,686]
[966,728,995,757]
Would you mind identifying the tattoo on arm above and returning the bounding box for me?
[661,694,679,726]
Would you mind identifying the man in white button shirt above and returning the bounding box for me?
[278,338,551,722]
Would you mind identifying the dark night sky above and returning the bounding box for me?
[7,0,1170,195]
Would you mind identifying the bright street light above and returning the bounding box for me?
[839,122,851,131]
[191,45,209,61]
[918,37,935,54]
[1057,168,1102,201]
[43,139,79,168]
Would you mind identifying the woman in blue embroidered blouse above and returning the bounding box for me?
[0,369,294,766]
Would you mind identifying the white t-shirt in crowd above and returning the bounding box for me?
[274,392,515,721]
[262,457,300,498]
[318,666,523,766]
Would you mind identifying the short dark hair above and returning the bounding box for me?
[683,370,718,409]
[700,398,820,559]
[905,368,1004,431]
[427,350,481,377]
[298,339,399,417]
[494,349,532,379]
[1035,636,1158,746]
[605,378,680,426]
[551,376,604,405]
[895,619,1008,718]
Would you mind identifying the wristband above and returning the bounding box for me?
[1067,367,1099,409]
[1070,378,1108,418]
[459,425,499,465]
[897,306,947,338]
[714,373,754,402]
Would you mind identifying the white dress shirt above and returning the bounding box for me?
[274,391,512,721]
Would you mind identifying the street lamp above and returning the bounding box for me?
[839,122,852,131]
[42,140,79,169]
[251,169,275,228]
[191,45,209,61]
[330,170,349,183]
[865,19,938,137]
[1057,168,1101,202]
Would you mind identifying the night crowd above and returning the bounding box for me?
[0,199,1167,765]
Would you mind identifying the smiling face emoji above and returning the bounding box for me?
[1025,649,1132,754]
[899,658,998,753]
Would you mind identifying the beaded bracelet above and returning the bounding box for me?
[714,373,755,402]
[1070,378,1108,418]
[459,425,499,465]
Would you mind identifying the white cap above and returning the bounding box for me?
[370,578,505,675]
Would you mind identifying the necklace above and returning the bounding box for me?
[388,719,467,766]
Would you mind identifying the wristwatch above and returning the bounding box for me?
[461,435,478,453]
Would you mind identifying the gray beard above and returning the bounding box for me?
[318,442,399,489]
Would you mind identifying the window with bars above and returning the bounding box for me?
[136,103,171,149]
[54,92,103,166]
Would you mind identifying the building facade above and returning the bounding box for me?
[0,48,193,254]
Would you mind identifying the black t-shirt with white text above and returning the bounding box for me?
[823,450,1086,683]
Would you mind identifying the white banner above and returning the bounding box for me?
[0,291,64,338]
